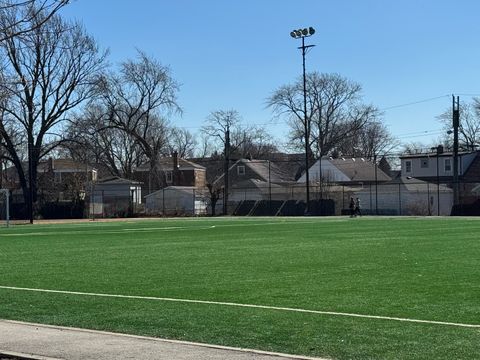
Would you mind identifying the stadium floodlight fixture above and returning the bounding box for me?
[290,27,315,39]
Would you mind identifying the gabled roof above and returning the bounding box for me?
[214,158,295,185]
[6,158,95,174]
[301,158,391,183]
[399,150,476,159]
[97,176,142,185]
[37,158,96,172]
[329,158,391,182]
[134,157,205,172]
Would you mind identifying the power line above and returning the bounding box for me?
[380,95,450,111]
[175,94,473,132]
[395,128,446,139]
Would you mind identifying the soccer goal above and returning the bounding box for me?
[0,189,10,227]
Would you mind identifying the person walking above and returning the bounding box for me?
[349,197,355,217]
[355,197,362,216]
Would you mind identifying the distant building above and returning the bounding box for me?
[400,148,480,207]
[90,177,142,217]
[133,153,206,194]
[3,158,97,204]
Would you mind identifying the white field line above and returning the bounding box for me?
[1,285,479,329]
[0,220,320,237]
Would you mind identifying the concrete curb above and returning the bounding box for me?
[1,320,328,360]
[0,349,62,360]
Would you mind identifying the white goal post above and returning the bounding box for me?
[0,189,10,227]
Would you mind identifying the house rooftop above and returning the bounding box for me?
[400,150,477,159]
[97,176,142,185]
[12,158,96,173]
[328,158,391,182]
[135,157,205,172]
[214,158,295,185]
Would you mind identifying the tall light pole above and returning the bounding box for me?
[290,26,315,214]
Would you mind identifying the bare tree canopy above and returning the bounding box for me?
[437,99,480,151]
[169,127,196,159]
[267,72,388,158]
[90,50,181,190]
[336,120,399,159]
[64,105,146,178]
[0,0,68,41]
[0,9,106,208]
[201,109,278,158]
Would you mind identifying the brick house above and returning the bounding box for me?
[133,153,206,195]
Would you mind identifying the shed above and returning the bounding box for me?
[90,177,142,217]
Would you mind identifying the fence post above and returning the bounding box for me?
[427,182,431,216]
[398,183,401,215]
[369,183,372,214]
[192,189,197,216]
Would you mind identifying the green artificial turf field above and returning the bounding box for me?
[0,217,479,359]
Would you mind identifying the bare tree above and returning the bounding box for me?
[0,11,106,216]
[438,99,480,151]
[201,109,241,153]
[201,109,276,158]
[99,51,181,192]
[64,105,146,178]
[337,120,399,159]
[268,72,380,159]
[196,132,216,158]
[230,126,278,159]
[0,0,68,41]
[169,127,196,158]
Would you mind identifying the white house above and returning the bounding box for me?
[400,148,477,180]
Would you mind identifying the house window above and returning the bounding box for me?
[237,165,245,175]
[166,171,173,183]
[405,160,412,173]
[54,172,62,183]
[420,158,429,168]
[444,158,452,173]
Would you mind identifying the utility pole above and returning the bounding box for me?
[452,95,460,207]
[223,126,230,215]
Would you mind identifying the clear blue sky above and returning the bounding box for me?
[62,0,480,151]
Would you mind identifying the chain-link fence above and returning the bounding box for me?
[209,180,480,216]
[0,177,480,221]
